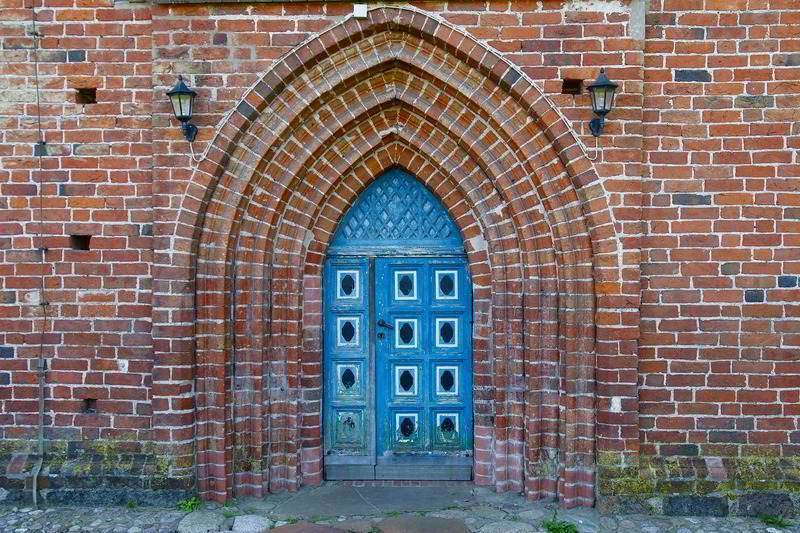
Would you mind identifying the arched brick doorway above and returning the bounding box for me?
[151,7,632,509]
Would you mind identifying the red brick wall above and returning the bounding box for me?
[0,0,154,444]
[0,0,797,507]
[640,1,800,463]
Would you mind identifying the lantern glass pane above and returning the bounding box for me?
[607,87,616,111]
[170,94,183,119]
[178,93,193,120]
[594,87,606,113]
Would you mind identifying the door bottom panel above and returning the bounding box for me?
[325,457,473,481]
[324,465,376,480]
[376,456,472,481]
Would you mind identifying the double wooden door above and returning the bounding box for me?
[323,256,472,480]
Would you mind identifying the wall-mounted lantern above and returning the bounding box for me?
[167,75,198,142]
[586,69,618,137]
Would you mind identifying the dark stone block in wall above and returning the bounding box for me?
[67,50,86,62]
[738,492,795,518]
[744,289,765,303]
[41,488,192,507]
[38,50,67,63]
[709,430,747,443]
[596,495,653,515]
[660,444,699,456]
[720,262,739,275]
[778,275,798,288]
[776,53,800,66]
[735,95,774,108]
[675,69,712,82]
[0,373,9,385]
[236,101,258,122]
[673,193,711,206]
[0,292,15,304]
[0,346,14,358]
[664,495,729,517]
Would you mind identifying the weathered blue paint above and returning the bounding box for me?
[323,169,472,477]
[323,257,372,463]
[375,257,472,456]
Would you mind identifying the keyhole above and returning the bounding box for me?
[377,332,385,340]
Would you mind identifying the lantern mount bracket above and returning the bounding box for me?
[589,116,605,137]
[181,122,198,142]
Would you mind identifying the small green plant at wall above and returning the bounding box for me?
[125,501,138,509]
[541,510,579,533]
[177,496,202,512]
[759,514,793,529]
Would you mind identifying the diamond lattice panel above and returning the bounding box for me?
[332,170,461,249]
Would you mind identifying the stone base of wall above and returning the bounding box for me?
[0,440,193,506]
[597,452,800,517]
[598,492,800,518]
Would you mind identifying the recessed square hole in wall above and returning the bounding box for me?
[69,234,92,250]
[561,78,583,95]
[75,88,96,105]
[82,398,97,414]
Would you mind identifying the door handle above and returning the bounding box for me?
[377,319,394,330]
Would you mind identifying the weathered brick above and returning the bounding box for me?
[674,69,712,82]
[673,193,712,206]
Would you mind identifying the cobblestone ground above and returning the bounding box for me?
[1,485,798,533]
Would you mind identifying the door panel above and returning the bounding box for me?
[323,257,374,476]
[375,257,472,458]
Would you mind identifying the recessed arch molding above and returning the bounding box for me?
[150,6,634,509]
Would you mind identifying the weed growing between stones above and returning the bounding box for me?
[177,496,201,512]
[759,515,793,529]
[541,509,579,533]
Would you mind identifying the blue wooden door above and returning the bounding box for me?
[323,257,374,478]
[375,258,472,462]
[323,168,472,480]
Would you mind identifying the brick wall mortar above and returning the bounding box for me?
[0,0,796,509]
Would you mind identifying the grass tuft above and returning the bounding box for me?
[541,509,579,533]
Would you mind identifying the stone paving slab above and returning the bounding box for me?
[377,516,470,533]
[1,483,799,533]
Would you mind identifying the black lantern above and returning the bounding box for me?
[166,75,198,142]
[586,68,618,137]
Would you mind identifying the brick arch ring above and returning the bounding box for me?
[152,6,631,509]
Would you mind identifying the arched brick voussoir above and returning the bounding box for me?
[232,7,598,186]
[257,139,526,492]
[227,92,588,490]
[160,5,627,508]
[234,80,568,287]
[247,102,544,270]
[173,9,613,293]
[263,49,590,256]
[232,110,555,492]
[200,33,593,263]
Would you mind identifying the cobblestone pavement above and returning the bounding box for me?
[1,484,798,533]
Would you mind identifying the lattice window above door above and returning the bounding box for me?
[329,169,463,254]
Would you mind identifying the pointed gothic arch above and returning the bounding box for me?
[150,6,636,508]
